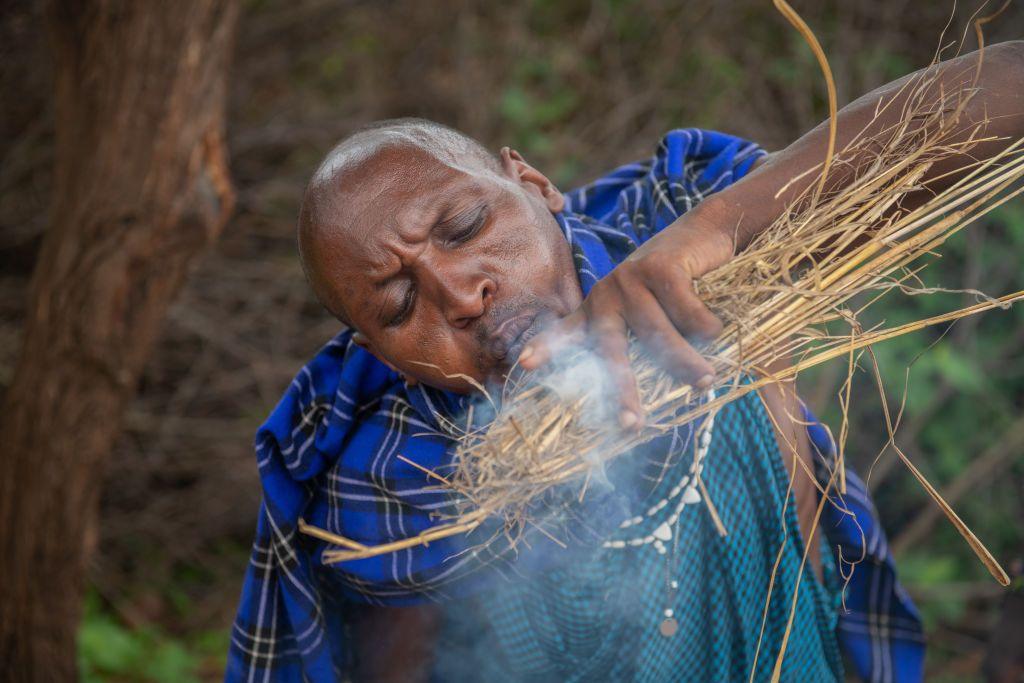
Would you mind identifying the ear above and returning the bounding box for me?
[352,331,418,386]
[499,147,565,214]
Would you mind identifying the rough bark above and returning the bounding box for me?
[0,1,238,680]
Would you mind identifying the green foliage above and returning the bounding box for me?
[861,46,914,82]
[499,56,582,183]
[78,593,228,683]
[801,205,1023,677]
[54,2,1022,679]
[897,554,968,628]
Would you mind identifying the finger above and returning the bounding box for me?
[588,312,644,431]
[646,268,724,345]
[624,286,715,387]
[517,308,587,370]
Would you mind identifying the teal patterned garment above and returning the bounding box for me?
[433,390,844,682]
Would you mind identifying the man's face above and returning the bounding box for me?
[304,144,582,393]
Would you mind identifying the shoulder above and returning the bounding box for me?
[565,129,766,223]
[652,128,765,189]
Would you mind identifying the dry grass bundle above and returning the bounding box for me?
[305,7,1023,584]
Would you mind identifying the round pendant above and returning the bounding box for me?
[659,617,679,637]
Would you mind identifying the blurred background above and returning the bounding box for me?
[1,0,1022,680]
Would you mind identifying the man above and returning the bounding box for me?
[228,42,1023,682]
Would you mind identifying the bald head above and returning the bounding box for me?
[309,118,500,187]
[297,118,502,323]
[292,116,577,392]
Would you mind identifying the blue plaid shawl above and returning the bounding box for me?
[227,129,925,682]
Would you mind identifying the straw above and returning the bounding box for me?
[303,11,1022,586]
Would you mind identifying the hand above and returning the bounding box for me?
[517,203,735,430]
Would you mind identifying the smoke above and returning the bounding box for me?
[415,331,703,680]
[537,346,620,488]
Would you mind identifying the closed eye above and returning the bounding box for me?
[385,285,416,327]
[445,205,488,246]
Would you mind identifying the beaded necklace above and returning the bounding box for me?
[601,388,718,637]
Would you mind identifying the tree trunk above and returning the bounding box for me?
[0,2,238,680]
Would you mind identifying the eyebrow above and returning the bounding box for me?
[368,196,486,326]
[371,199,481,293]
[368,204,443,326]
[370,210,441,290]
[435,202,482,231]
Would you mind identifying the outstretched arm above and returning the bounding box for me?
[716,40,1024,253]
[519,41,1024,425]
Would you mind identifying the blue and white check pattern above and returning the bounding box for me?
[227,128,924,682]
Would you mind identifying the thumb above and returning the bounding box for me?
[517,308,587,370]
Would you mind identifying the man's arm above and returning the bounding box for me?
[519,41,1024,425]
[709,40,1024,253]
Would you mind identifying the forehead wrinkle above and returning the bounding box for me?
[300,136,503,327]
[341,153,476,248]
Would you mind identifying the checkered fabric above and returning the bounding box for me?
[434,389,844,682]
[227,129,924,682]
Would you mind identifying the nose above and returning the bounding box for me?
[443,271,495,329]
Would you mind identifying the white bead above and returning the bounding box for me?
[607,388,718,561]
[671,580,679,589]
[664,608,674,617]
[620,514,643,528]
[646,498,667,516]
[682,486,701,504]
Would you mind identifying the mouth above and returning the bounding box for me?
[486,311,539,364]
[506,319,542,365]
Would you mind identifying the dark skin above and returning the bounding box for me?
[301,43,1024,681]
[300,143,580,393]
